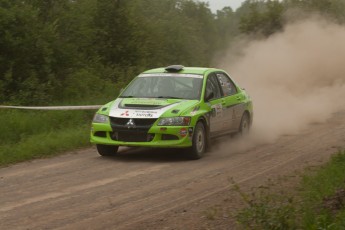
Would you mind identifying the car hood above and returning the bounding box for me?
[109,98,198,118]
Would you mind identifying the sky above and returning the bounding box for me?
[198,0,246,12]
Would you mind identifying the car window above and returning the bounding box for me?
[120,75,203,100]
[205,73,222,100]
[216,72,237,96]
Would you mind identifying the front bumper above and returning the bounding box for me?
[90,122,193,148]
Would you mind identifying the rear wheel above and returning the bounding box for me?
[239,113,250,135]
[189,122,206,160]
[96,144,119,156]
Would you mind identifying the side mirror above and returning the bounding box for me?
[205,91,214,102]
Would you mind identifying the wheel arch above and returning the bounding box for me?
[243,109,253,127]
[239,110,252,132]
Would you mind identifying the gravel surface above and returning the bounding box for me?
[1,111,344,230]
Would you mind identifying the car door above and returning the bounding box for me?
[204,73,226,133]
[215,72,245,131]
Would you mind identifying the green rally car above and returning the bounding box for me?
[90,65,253,159]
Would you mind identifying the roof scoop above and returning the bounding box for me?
[165,65,184,72]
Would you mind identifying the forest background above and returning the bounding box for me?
[1,0,345,106]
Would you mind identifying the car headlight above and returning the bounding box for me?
[158,117,191,126]
[93,114,109,123]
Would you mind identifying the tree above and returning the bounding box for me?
[285,0,345,22]
[93,0,138,67]
[0,0,55,104]
[239,0,285,37]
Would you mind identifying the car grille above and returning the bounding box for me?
[110,117,157,127]
[109,117,158,142]
[110,131,154,142]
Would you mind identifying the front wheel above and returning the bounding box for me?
[96,144,119,156]
[189,122,206,160]
[239,113,250,136]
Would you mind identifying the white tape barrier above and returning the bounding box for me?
[0,105,102,110]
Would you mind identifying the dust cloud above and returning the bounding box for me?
[215,16,345,152]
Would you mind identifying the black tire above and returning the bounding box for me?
[239,113,250,136]
[189,122,206,160]
[96,144,119,156]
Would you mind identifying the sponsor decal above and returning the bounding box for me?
[134,110,158,118]
[109,99,184,118]
[121,110,129,116]
[180,128,188,137]
[211,104,223,117]
[128,98,166,105]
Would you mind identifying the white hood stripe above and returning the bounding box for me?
[109,99,182,118]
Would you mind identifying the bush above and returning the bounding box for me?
[235,151,345,229]
[0,109,94,166]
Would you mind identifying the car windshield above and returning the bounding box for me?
[120,74,203,100]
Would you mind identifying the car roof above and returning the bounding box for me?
[142,66,222,75]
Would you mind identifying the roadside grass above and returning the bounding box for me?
[233,150,345,229]
[0,110,95,166]
[204,206,220,220]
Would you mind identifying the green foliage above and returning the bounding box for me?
[61,68,117,104]
[1,0,345,166]
[286,0,345,22]
[0,109,94,166]
[0,0,225,105]
[93,0,138,67]
[233,178,299,229]
[238,0,345,38]
[0,127,90,166]
[1,0,344,105]
[124,0,217,67]
[239,0,285,36]
[215,7,238,48]
[0,110,93,145]
[301,152,345,229]
[234,151,345,229]
[204,206,220,220]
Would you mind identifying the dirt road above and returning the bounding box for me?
[1,111,345,230]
